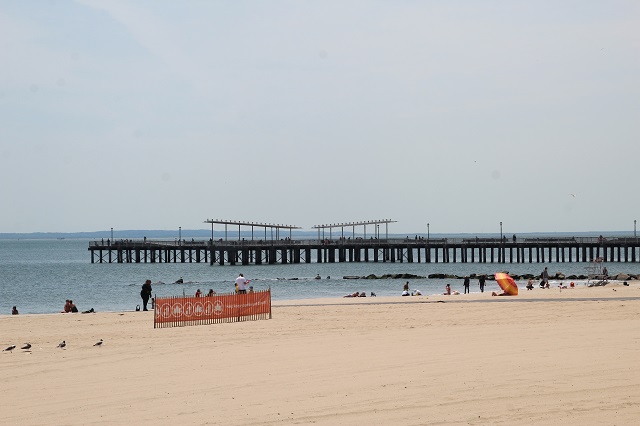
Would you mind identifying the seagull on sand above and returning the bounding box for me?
[3,345,16,352]
[93,339,103,347]
[57,340,66,349]
[21,343,32,350]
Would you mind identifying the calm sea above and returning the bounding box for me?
[2,238,639,315]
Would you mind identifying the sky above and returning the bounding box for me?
[1,1,638,235]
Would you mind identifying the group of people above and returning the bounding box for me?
[344,291,367,297]
[208,289,216,296]
[402,281,422,296]
[194,289,217,297]
[140,273,258,311]
[442,276,487,295]
[61,299,79,313]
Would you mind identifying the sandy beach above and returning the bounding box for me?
[3,281,640,425]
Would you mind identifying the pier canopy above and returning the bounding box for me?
[204,219,301,241]
[312,219,397,240]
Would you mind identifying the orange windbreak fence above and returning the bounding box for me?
[154,289,271,328]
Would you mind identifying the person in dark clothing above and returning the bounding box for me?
[141,279,153,311]
[478,275,486,293]
[463,276,470,294]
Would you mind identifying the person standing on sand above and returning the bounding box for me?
[463,276,470,294]
[140,279,152,311]
[542,267,549,287]
[403,281,410,292]
[235,273,248,294]
[478,275,486,293]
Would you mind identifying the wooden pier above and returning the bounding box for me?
[88,237,640,265]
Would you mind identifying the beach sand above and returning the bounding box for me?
[2,281,640,425]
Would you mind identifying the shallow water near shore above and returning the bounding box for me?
[2,238,640,314]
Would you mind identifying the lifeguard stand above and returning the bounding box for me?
[585,257,608,286]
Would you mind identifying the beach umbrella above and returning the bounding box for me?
[494,272,518,295]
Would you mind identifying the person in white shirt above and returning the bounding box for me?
[235,273,248,294]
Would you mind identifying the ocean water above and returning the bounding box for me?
[2,238,640,315]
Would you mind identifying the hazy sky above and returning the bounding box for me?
[1,1,638,235]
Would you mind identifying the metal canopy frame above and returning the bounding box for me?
[312,219,397,240]
[204,219,302,241]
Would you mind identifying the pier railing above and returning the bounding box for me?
[89,236,638,248]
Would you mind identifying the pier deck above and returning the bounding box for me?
[88,237,640,265]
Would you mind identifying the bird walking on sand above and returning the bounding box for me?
[57,340,66,349]
[93,339,103,347]
[21,343,32,350]
[4,345,16,353]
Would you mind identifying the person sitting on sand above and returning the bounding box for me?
[207,289,216,297]
[12,306,18,315]
[62,299,72,313]
[344,291,359,298]
[358,292,366,297]
[412,289,422,296]
[402,290,410,296]
[195,289,201,297]
[444,284,451,295]
[526,279,534,290]
[492,291,510,296]
[69,300,78,313]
